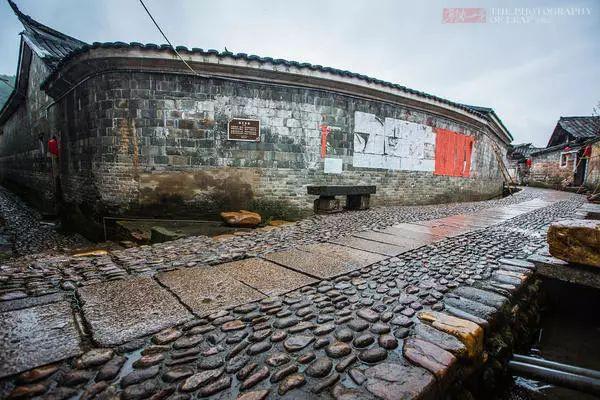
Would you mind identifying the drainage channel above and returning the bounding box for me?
[501,276,600,400]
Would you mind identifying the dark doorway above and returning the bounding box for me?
[574,150,587,186]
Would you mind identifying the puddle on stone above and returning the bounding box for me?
[115,348,144,381]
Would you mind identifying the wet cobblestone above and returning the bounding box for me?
[0,188,585,399]
[0,188,557,301]
[0,186,89,257]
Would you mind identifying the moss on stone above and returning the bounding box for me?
[247,198,310,222]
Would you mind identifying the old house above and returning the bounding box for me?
[0,2,513,237]
[528,116,600,189]
[506,143,541,185]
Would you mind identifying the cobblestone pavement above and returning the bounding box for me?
[0,188,586,400]
[0,186,89,257]
[0,188,552,300]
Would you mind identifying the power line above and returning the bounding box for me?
[138,0,202,77]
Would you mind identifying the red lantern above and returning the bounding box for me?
[526,158,532,167]
[48,138,59,156]
[583,145,592,157]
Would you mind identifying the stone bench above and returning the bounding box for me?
[307,185,376,213]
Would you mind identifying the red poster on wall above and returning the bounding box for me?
[434,128,473,177]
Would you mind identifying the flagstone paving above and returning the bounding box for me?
[330,236,408,256]
[376,226,442,244]
[78,277,193,346]
[352,230,429,248]
[157,268,266,317]
[0,301,82,378]
[216,258,318,296]
[297,243,388,269]
[0,187,585,399]
[263,249,358,279]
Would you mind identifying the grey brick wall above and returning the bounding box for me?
[0,54,57,213]
[1,68,507,220]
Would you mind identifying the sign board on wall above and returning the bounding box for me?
[228,118,260,141]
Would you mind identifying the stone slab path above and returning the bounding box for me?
[157,267,266,317]
[0,301,82,378]
[0,188,584,399]
[77,277,193,347]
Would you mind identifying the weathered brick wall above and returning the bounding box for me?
[585,142,600,188]
[50,71,505,217]
[0,54,56,213]
[529,150,574,187]
[1,68,507,221]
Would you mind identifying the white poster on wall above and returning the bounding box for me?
[323,158,343,174]
[353,111,435,171]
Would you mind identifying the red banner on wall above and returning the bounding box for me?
[320,124,330,158]
[434,128,473,177]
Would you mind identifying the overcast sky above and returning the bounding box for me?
[1,0,598,146]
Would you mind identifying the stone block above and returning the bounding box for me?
[417,311,483,361]
[330,236,406,257]
[363,361,436,400]
[298,243,387,268]
[313,197,341,214]
[262,248,356,279]
[217,258,317,295]
[150,226,184,243]
[157,267,264,316]
[220,210,261,227]
[352,231,425,249]
[547,219,600,267]
[346,194,370,210]
[78,277,192,346]
[0,302,82,378]
[403,338,457,380]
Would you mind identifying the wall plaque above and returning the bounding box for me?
[228,118,260,141]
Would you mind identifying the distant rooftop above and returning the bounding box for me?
[557,116,600,140]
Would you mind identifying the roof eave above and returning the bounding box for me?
[487,111,513,144]
[42,43,492,122]
[0,38,29,126]
[41,44,518,140]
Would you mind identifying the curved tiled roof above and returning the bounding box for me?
[43,41,488,120]
[558,116,600,140]
[4,2,512,143]
[460,103,513,141]
[8,0,86,68]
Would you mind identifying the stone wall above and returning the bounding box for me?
[0,53,56,213]
[585,141,600,188]
[47,71,506,219]
[529,150,574,187]
[1,66,508,225]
